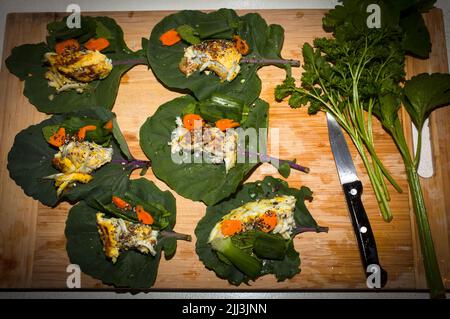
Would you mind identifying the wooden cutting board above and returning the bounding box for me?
[0,9,449,290]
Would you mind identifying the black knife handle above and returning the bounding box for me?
[342,180,388,288]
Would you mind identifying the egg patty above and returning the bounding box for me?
[44,140,113,196]
[169,116,238,173]
[96,213,159,263]
[44,49,113,93]
[179,40,242,82]
[208,195,297,242]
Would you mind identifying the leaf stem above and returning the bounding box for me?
[161,230,192,242]
[242,150,310,173]
[112,58,147,66]
[112,158,152,170]
[414,127,423,170]
[241,58,300,67]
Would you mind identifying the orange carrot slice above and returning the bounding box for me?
[136,205,154,225]
[221,219,243,236]
[84,37,110,51]
[215,119,240,131]
[112,196,130,210]
[77,125,97,141]
[183,113,204,131]
[55,39,80,54]
[48,127,66,147]
[159,29,181,46]
[258,211,278,232]
[103,120,113,130]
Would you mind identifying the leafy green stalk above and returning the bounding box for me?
[210,237,262,279]
[387,120,445,298]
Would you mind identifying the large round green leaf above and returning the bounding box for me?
[65,178,179,288]
[7,108,133,207]
[5,16,144,114]
[147,9,285,104]
[139,95,269,206]
[195,176,327,285]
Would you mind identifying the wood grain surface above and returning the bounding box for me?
[0,9,448,290]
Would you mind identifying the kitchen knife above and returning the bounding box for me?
[326,112,388,288]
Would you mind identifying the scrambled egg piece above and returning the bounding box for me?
[96,213,159,263]
[45,140,113,196]
[44,49,112,93]
[209,195,297,242]
[169,117,238,173]
[179,40,241,82]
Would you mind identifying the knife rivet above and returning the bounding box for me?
[350,188,357,195]
[360,226,367,233]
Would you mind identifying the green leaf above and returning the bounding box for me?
[7,108,133,207]
[65,178,179,288]
[322,0,433,58]
[277,162,291,178]
[400,9,431,58]
[195,176,325,285]
[112,117,132,160]
[139,95,269,206]
[403,73,450,131]
[146,9,286,104]
[5,16,143,114]
[176,24,201,44]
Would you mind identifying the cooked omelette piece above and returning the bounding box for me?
[179,40,242,82]
[169,117,238,173]
[44,140,113,196]
[96,213,159,263]
[208,195,297,242]
[44,48,112,93]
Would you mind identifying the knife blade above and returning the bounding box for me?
[326,112,387,288]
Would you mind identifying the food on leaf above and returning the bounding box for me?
[195,176,328,285]
[7,108,138,207]
[65,178,191,288]
[147,9,288,103]
[170,114,239,173]
[5,16,145,113]
[97,212,159,263]
[139,95,269,205]
[179,39,242,82]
